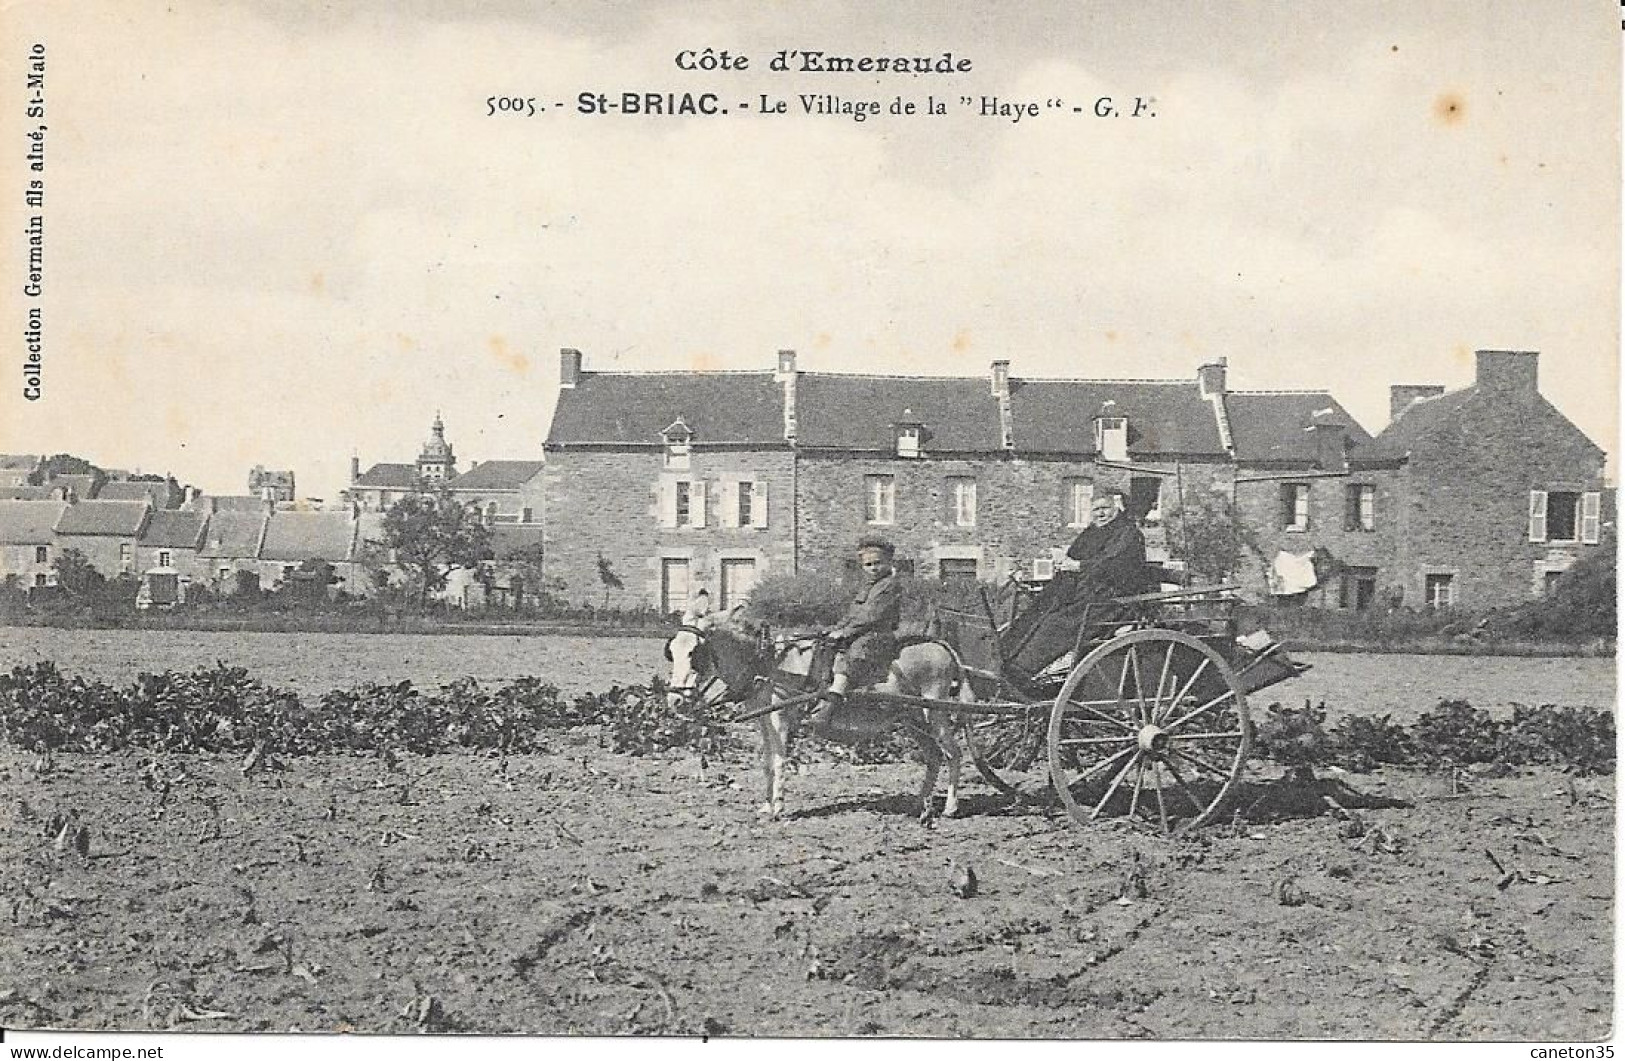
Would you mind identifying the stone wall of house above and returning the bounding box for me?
[55,535,138,579]
[1393,395,1607,608]
[793,454,1232,583]
[1232,467,1404,605]
[0,543,57,586]
[542,448,796,611]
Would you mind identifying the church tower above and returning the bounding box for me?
[416,412,457,482]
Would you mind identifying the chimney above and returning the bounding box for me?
[1475,349,1538,403]
[349,456,360,483]
[990,360,1014,449]
[1312,421,1348,472]
[559,348,583,389]
[1197,359,1227,398]
[1389,384,1445,423]
[777,349,799,442]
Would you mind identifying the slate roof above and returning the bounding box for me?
[140,510,208,550]
[1353,387,1479,462]
[447,460,546,491]
[0,485,54,501]
[55,500,150,537]
[546,372,786,447]
[0,501,67,544]
[187,495,272,514]
[98,480,173,506]
[795,374,1004,452]
[1225,392,1374,463]
[1010,380,1225,456]
[353,463,421,488]
[260,512,357,563]
[200,513,268,558]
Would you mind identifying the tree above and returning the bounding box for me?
[380,492,493,608]
[596,553,624,609]
[29,454,106,492]
[1169,492,1261,585]
[51,548,106,598]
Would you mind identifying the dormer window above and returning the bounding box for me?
[661,417,694,470]
[1095,416,1128,462]
[896,422,923,459]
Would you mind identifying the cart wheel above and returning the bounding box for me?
[1047,629,1250,835]
[962,693,1048,799]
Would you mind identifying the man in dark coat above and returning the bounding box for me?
[809,536,902,737]
[1002,492,1152,680]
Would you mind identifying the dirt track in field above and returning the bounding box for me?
[0,734,1612,1040]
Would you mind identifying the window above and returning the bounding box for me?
[1281,483,1310,531]
[1339,566,1378,611]
[1063,478,1094,527]
[865,475,895,525]
[283,564,296,579]
[896,425,922,459]
[720,480,768,529]
[157,550,172,568]
[218,566,232,582]
[950,478,977,527]
[521,507,534,523]
[34,573,47,588]
[1129,476,1162,524]
[1031,557,1055,581]
[119,543,133,571]
[1344,484,1375,532]
[939,557,978,584]
[719,558,757,610]
[1544,570,1565,596]
[737,481,754,528]
[34,545,47,564]
[661,479,707,529]
[1530,489,1602,545]
[660,558,691,615]
[1425,573,1454,609]
[485,502,498,525]
[1095,417,1128,462]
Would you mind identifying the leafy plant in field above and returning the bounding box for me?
[1325,712,1412,772]
[1498,704,1615,775]
[1410,700,1506,767]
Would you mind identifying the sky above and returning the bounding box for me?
[2,0,1619,498]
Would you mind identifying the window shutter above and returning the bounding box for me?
[1527,490,1547,543]
[690,479,707,528]
[658,479,677,528]
[719,481,738,528]
[1581,491,1601,544]
[750,481,768,528]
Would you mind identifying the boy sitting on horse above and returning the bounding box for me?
[808,536,902,738]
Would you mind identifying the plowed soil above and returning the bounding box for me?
[0,735,1611,1040]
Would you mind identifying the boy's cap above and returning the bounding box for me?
[856,535,896,558]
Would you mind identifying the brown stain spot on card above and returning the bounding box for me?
[488,335,529,375]
[1104,330,1119,344]
[814,332,833,350]
[395,333,418,353]
[1433,92,1467,126]
[951,329,972,354]
[688,351,722,372]
[1451,343,1472,367]
[309,272,325,297]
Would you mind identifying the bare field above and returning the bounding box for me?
[0,627,1613,722]
[0,739,1611,1039]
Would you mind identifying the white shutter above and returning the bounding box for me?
[658,479,678,528]
[1581,491,1602,544]
[750,480,768,528]
[1527,490,1548,543]
[719,481,738,528]
[691,479,707,528]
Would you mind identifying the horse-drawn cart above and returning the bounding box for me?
[930,581,1309,835]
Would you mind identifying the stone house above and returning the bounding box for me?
[1348,349,1609,609]
[98,478,183,509]
[444,461,545,525]
[53,500,152,577]
[345,414,459,512]
[135,510,209,583]
[199,512,269,593]
[247,466,297,502]
[0,500,67,587]
[257,511,362,593]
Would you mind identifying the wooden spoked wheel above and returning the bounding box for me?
[962,693,1049,799]
[1047,629,1250,835]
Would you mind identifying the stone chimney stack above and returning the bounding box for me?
[1389,384,1446,423]
[1475,349,1539,403]
[777,349,798,442]
[1197,359,1227,399]
[990,360,1014,449]
[349,456,360,483]
[559,348,583,389]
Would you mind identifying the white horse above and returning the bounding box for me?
[666,610,971,822]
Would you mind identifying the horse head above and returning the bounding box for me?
[663,604,765,709]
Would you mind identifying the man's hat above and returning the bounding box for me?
[856,535,896,559]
